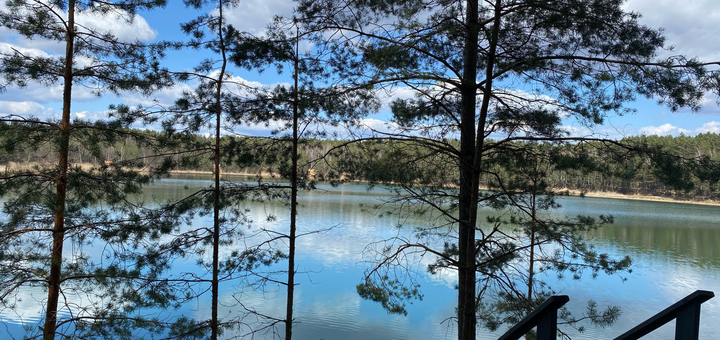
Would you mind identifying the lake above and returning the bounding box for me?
[2,174,719,339]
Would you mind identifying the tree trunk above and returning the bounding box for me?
[457,0,480,339]
[526,190,537,340]
[458,0,502,338]
[212,1,227,339]
[43,1,74,339]
[285,28,300,340]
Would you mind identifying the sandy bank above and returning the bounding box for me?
[570,190,720,207]
[4,163,719,206]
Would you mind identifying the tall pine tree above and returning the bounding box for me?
[294,0,720,339]
[0,1,194,339]
[227,17,380,339]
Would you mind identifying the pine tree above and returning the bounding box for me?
[0,1,192,339]
[477,142,628,338]
[144,1,296,338]
[226,16,380,339]
[293,0,720,339]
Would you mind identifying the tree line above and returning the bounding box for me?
[4,131,719,201]
[1,1,720,340]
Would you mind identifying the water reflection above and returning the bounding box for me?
[554,196,720,267]
[2,175,719,340]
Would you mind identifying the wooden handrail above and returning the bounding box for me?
[614,290,715,340]
[497,295,570,340]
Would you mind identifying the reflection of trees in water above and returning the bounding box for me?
[593,224,720,267]
[135,178,720,271]
[140,178,720,272]
[4,179,716,338]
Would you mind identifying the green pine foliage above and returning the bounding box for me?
[0,1,719,339]
[291,0,720,339]
[0,1,202,339]
[144,1,291,338]
[224,14,381,339]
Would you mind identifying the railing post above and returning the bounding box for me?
[674,299,702,340]
[536,304,559,340]
[614,290,714,340]
[497,295,569,340]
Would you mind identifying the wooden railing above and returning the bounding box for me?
[497,290,714,340]
[614,290,714,340]
[497,295,569,340]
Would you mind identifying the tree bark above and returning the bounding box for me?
[458,0,502,338]
[43,1,75,339]
[212,1,227,339]
[526,189,537,340]
[457,0,480,339]
[285,27,300,340]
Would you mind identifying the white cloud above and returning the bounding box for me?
[228,117,403,139]
[358,117,398,131]
[496,89,565,116]
[119,71,291,109]
[624,0,720,61]
[73,110,110,122]
[216,71,290,94]
[560,124,595,137]
[377,86,418,111]
[0,42,113,103]
[0,6,158,104]
[119,82,194,108]
[0,100,63,120]
[76,9,157,42]
[0,101,108,122]
[0,79,97,104]
[637,121,720,136]
[5,38,65,55]
[639,123,692,136]
[0,3,157,55]
[0,100,47,116]
[0,42,51,59]
[222,0,295,36]
[231,119,286,136]
[694,94,720,115]
[695,121,720,134]
[596,125,639,140]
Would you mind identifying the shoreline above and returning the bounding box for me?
[168,169,277,178]
[5,164,719,207]
[169,170,720,207]
[577,191,720,207]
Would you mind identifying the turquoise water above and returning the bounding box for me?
[2,176,719,339]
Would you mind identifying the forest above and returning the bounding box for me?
[3,130,720,202]
[1,1,720,340]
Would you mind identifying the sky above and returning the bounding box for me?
[1,0,720,139]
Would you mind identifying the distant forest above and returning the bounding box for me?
[2,127,720,202]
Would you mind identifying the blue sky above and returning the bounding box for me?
[1,0,720,139]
